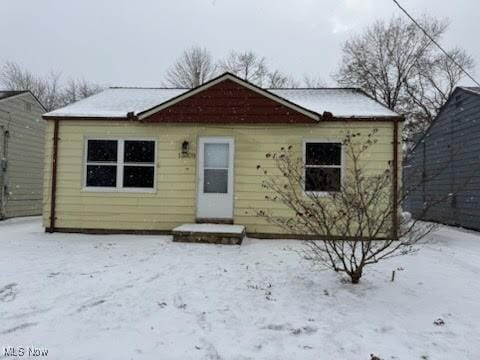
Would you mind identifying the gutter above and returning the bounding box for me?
[48,119,60,233]
[126,112,138,121]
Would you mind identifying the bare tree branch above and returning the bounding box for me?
[267,70,300,88]
[303,75,327,88]
[334,15,474,145]
[165,46,217,88]
[218,50,268,86]
[0,61,102,111]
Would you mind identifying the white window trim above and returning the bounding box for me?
[302,139,344,196]
[83,137,157,193]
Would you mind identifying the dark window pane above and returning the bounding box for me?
[305,167,341,192]
[87,140,117,162]
[124,141,155,163]
[306,143,341,166]
[204,169,228,193]
[86,165,117,187]
[123,166,155,188]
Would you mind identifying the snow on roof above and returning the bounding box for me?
[270,88,398,118]
[44,86,399,119]
[45,88,188,118]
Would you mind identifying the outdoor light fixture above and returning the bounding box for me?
[181,141,190,156]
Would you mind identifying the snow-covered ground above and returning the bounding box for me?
[1,218,479,360]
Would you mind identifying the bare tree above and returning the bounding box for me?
[334,16,474,140]
[59,78,103,107]
[165,46,217,88]
[219,50,268,86]
[0,61,62,111]
[0,61,102,111]
[303,74,326,88]
[267,70,300,88]
[403,48,474,135]
[256,130,445,284]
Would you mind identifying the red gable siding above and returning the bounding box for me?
[141,79,317,123]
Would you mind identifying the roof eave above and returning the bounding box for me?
[458,86,480,97]
[322,112,404,122]
[42,115,131,121]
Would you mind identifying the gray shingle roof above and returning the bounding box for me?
[270,88,398,118]
[0,90,28,101]
[44,86,399,119]
[460,87,480,96]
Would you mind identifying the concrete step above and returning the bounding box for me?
[172,224,245,245]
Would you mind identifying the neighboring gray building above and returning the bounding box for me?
[0,91,46,219]
[404,87,480,231]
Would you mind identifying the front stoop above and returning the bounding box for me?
[172,224,245,245]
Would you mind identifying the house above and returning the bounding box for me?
[42,73,402,240]
[404,87,480,231]
[0,90,46,219]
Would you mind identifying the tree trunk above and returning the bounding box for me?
[349,269,363,284]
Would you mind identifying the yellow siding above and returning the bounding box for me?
[43,121,399,234]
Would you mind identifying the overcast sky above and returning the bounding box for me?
[1,0,479,87]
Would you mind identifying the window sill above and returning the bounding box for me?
[304,190,339,197]
[81,187,157,194]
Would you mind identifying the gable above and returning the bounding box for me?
[408,87,479,155]
[139,78,318,124]
[0,91,46,112]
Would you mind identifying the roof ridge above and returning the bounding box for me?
[107,86,361,91]
[269,87,360,90]
[109,86,189,90]
[0,90,30,96]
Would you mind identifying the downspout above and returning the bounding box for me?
[48,119,59,233]
[0,109,12,219]
[392,119,399,240]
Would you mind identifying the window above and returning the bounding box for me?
[86,140,118,187]
[85,139,155,190]
[203,143,229,193]
[304,142,342,192]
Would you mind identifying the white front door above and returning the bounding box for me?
[197,137,234,220]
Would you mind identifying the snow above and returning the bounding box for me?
[44,88,187,118]
[1,217,480,359]
[43,87,398,119]
[270,88,399,118]
[173,224,245,234]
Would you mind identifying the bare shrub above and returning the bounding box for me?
[256,130,434,284]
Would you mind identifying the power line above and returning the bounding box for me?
[392,0,480,87]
